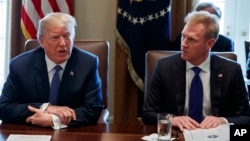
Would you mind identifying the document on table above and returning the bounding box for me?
[6,134,51,141]
[183,124,229,141]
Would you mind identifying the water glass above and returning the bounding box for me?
[157,113,172,141]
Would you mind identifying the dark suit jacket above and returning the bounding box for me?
[172,34,234,52]
[246,53,250,79]
[142,53,250,124]
[0,47,103,127]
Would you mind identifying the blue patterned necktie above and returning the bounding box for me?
[49,65,62,105]
[189,67,203,123]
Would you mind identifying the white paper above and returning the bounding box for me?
[7,134,51,141]
[183,124,230,141]
[141,133,176,141]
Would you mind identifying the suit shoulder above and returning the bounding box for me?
[73,47,97,58]
[159,52,181,62]
[71,47,99,65]
[10,47,44,64]
[212,53,240,67]
[157,52,182,67]
[218,34,233,42]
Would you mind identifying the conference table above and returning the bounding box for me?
[0,122,184,141]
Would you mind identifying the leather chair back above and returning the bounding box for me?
[145,50,237,96]
[25,39,110,123]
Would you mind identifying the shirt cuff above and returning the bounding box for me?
[51,114,68,129]
[221,117,229,124]
[39,103,49,112]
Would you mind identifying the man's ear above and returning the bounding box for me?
[206,38,216,49]
[38,38,44,48]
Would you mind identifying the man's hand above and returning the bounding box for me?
[46,105,76,124]
[200,116,227,129]
[172,115,226,131]
[172,116,200,131]
[26,106,53,127]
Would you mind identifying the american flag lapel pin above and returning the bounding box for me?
[218,73,223,77]
[70,71,74,76]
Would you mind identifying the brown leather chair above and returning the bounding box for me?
[145,50,237,96]
[25,39,110,124]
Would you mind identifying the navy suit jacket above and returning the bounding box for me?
[142,53,250,124]
[172,34,234,52]
[0,47,103,127]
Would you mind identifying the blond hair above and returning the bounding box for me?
[184,11,220,40]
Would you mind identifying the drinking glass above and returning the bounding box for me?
[157,113,172,141]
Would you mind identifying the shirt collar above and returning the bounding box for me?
[45,54,67,72]
[186,54,210,72]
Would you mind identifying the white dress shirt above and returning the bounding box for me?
[184,55,212,117]
[40,55,68,129]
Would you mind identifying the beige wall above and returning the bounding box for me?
[74,0,117,121]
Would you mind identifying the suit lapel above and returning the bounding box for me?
[210,54,223,116]
[34,49,50,102]
[173,55,186,115]
[57,49,77,104]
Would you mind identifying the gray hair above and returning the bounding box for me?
[195,2,221,19]
[36,12,77,39]
[184,11,220,40]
